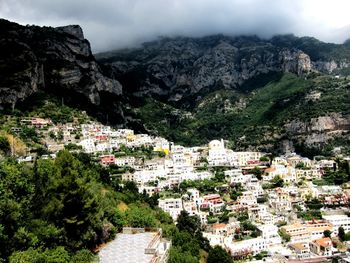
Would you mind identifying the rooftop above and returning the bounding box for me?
[289,242,309,251]
[99,231,158,263]
[313,237,332,247]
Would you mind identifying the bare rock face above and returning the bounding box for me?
[0,19,122,114]
[313,60,350,73]
[280,50,312,75]
[98,36,315,106]
[285,113,350,146]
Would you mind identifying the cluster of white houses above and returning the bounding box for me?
[16,118,350,262]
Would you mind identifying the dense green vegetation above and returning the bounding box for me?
[0,151,107,261]
[207,246,233,263]
[168,211,210,263]
[10,92,91,125]
[0,150,179,262]
[0,149,221,263]
[135,73,350,155]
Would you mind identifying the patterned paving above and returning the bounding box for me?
[99,232,156,263]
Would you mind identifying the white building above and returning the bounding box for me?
[115,156,136,167]
[238,191,257,206]
[208,139,228,166]
[234,152,263,167]
[158,198,183,221]
[225,236,267,255]
[224,169,248,184]
[323,214,350,234]
[258,224,282,247]
[79,138,95,153]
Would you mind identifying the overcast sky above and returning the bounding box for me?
[1,0,350,52]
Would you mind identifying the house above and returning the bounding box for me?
[289,242,310,259]
[158,198,183,221]
[225,236,267,256]
[225,169,248,184]
[264,164,296,183]
[115,156,136,167]
[238,191,257,206]
[296,168,321,180]
[187,188,200,202]
[269,188,292,213]
[202,194,225,213]
[309,237,333,257]
[208,139,228,166]
[182,200,198,216]
[138,185,160,196]
[281,223,310,243]
[205,222,238,236]
[323,214,350,234]
[79,138,95,153]
[281,221,333,243]
[305,220,333,240]
[258,224,282,247]
[234,151,263,167]
[317,159,336,170]
[202,233,226,247]
[100,155,116,165]
[21,117,52,128]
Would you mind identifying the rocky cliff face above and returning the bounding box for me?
[97,34,350,108]
[97,35,350,155]
[1,19,349,154]
[0,19,123,119]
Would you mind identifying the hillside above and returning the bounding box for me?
[1,18,350,156]
[130,73,350,156]
[98,35,350,156]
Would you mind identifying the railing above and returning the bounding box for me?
[148,240,171,263]
[145,230,162,253]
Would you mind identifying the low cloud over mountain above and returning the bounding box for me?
[1,0,350,52]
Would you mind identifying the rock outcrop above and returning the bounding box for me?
[97,36,329,106]
[98,34,350,109]
[0,19,122,115]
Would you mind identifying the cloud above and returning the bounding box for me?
[1,0,350,52]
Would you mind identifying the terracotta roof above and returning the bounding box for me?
[265,167,276,173]
[212,223,226,229]
[314,237,332,247]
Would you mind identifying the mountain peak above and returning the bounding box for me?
[56,25,85,40]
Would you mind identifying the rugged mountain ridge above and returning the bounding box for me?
[0,19,124,122]
[97,35,350,155]
[1,19,349,155]
[97,35,350,108]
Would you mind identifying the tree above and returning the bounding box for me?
[71,249,96,263]
[323,230,332,238]
[296,162,306,169]
[125,205,157,228]
[168,247,197,263]
[338,226,345,241]
[207,246,233,263]
[176,211,201,235]
[0,136,10,155]
[251,167,263,180]
[271,175,284,188]
[259,156,270,162]
[306,198,323,210]
[278,229,291,242]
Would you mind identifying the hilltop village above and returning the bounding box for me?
[8,116,350,262]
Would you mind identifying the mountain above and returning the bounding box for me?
[1,19,350,156]
[0,19,124,123]
[97,34,350,108]
[97,35,350,156]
